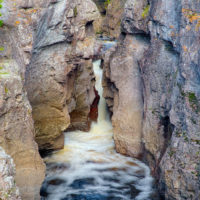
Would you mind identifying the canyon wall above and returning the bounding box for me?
[25,0,100,151]
[0,1,47,199]
[103,0,200,199]
[0,0,100,199]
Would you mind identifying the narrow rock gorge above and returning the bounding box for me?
[0,0,199,200]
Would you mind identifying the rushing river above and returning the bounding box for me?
[41,59,154,200]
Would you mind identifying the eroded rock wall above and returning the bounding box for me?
[25,0,100,151]
[103,0,200,199]
[0,1,46,199]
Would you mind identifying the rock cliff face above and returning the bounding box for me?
[25,0,100,151]
[0,147,21,200]
[103,0,200,199]
[93,0,126,38]
[102,0,127,38]
[0,1,46,199]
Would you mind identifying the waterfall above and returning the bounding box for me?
[41,60,154,200]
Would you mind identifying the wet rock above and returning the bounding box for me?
[88,88,100,122]
[47,178,66,186]
[69,178,95,189]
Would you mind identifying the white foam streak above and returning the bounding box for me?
[43,60,154,200]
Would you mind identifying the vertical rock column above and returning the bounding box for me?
[102,0,150,158]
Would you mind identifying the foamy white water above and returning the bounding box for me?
[41,60,154,200]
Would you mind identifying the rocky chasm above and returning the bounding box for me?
[0,0,200,200]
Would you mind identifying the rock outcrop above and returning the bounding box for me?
[103,0,200,199]
[103,34,149,157]
[0,29,45,199]
[0,0,48,199]
[25,0,100,151]
[0,147,21,200]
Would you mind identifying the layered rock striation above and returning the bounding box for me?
[103,0,200,199]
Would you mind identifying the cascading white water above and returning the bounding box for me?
[41,60,154,200]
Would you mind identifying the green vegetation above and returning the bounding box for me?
[188,92,197,103]
[191,118,197,124]
[168,149,175,157]
[0,46,4,51]
[4,86,8,93]
[0,72,9,75]
[74,6,78,17]
[141,5,150,19]
[0,0,3,27]
[104,0,111,9]
[187,92,199,113]
[96,30,103,35]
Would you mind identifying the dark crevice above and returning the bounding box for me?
[85,21,94,37]
[162,40,180,55]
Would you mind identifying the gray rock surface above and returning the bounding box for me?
[103,34,149,157]
[25,0,101,151]
[0,26,45,200]
[103,0,200,199]
[0,147,21,200]
[0,1,49,199]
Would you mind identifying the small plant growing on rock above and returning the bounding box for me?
[187,92,200,113]
[0,0,3,27]
[104,0,111,9]
[141,5,150,19]
[74,6,78,17]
